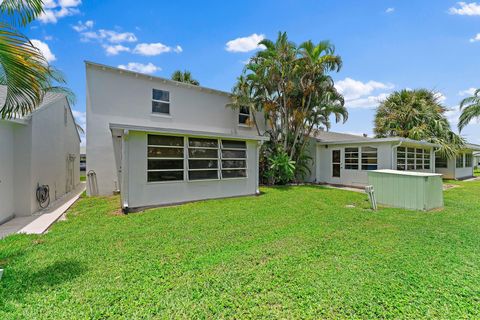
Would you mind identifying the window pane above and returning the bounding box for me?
[222,150,246,159]
[188,138,218,148]
[222,160,246,169]
[189,160,218,169]
[362,165,378,170]
[189,148,218,158]
[148,159,183,170]
[345,164,359,170]
[362,146,377,153]
[148,147,183,158]
[153,89,169,101]
[239,106,250,115]
[189,170,218,180]
[148,171,183,182]
[456,155,464,168]
[222,169,247,178]
[398,147,405,152]
[152,101,170,114]
[239,114,250,124]
[222,140,246,149]
[435,156,448,168]
[345,147,358,153]
[362,158,377,164]
[397,164,406,170]
[148,135,183,146]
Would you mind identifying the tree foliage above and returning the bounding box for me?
[228,32,347,183]
[0,0,74,119]
[171,70,200,86]
[458,88,480,132]
[374,89,465,158]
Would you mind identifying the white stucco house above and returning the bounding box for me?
[86,62,267,212]
[0,88,81,225]
[305,131,480,188]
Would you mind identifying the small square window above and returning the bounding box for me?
[152,89,170,114]
[239,106,250,125]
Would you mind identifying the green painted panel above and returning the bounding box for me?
[367,170,444,211]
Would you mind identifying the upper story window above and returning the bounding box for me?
[456,154,464,168]
[239,106,250,125]
[152,89,170,115]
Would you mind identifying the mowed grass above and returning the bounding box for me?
[1,181,480,319]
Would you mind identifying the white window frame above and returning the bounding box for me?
[152,89,170,115]
[456,153,465,168]
[361,146,378,171]
[238,106,251,127]
[397,147,431,171]
[221,140,248,179]
[465,153,473,168]
[187,138,220,182]
[147,135,185,183]
[344,147,359,170]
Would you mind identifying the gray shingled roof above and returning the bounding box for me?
[313,130,373,143]
[0,85,66,118]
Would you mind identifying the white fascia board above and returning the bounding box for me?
[109,123,270,141]
[316,137,439,148]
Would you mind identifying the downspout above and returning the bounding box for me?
[392,140,403,170]
[433,147,441,174]
[255,140,264,195]
[121,129,130,213]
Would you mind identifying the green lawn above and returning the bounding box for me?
[1,181,480,319]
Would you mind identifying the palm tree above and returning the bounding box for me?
[374,89,464,158]
[171,70,200,86]
[458,88,480,132]
[0,0,72,119]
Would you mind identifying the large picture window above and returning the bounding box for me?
[397,147,430,171]
[456,154,464,168]
[152,89,170,114]
[188,138,219,180]
[361,146,378,170]
[221,140,247,178]
[147,135,184,182]
[435,155,448,168]
[465,153,473,168]
[344,147,359,170]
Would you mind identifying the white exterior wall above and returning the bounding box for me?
[0,98,80,222]
[124,131,258,208]
[86,63,265,208]
[0,121,16,223]
[316,142,394,187]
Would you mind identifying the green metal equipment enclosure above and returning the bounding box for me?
[367,169,444,211]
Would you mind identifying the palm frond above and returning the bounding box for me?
[0,0,44,27]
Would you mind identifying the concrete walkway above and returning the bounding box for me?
[0,183,85,239]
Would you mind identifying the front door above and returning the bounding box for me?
[332,149,341,178]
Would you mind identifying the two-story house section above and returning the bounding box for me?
[85,62,267,212]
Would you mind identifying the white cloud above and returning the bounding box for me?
[449,2,480,15]
[386,7,395,13]
[225,33,265,52]
[133,43,178,56]
[434,92,447,103]
[31,39,56,63]
[469,33,480,42]
[103,44,130,56]
[118,62,161,74]
[72,20,94,32]
[335,78,394,109]
[38,0,81,24]
[80,29,137,43]
[459,87,477,96]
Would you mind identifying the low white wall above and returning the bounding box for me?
[125,131,258,208]
[0,122,15,223]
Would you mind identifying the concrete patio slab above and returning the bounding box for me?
[0,183,85,239]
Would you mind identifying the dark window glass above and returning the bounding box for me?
[222,150,246,159]
[222,169,247,178]
[189,160,218,169]
[239,106,249,114]
[239,114,250,124]
[148,171,183,182]
[148,147,183,158]
[152,101,170,114]
[222,160,246,169]
[189,170,218,180]
[189,148,218,158]
[361,158,377,164]
[148,135,183,146]
[362,164,378,170]
[153,89,169,101]
[148,159,183,170]
[222,140,246,149]
[345,165,359,170]
[188,138,218,148]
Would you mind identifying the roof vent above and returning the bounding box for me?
[363,133,368,137]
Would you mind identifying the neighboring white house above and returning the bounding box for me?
[305,131,480,187]
[0,88,81,224]
[86,62,267,212]
[474,152,480,168]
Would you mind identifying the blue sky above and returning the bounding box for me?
[25,0,480,145]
